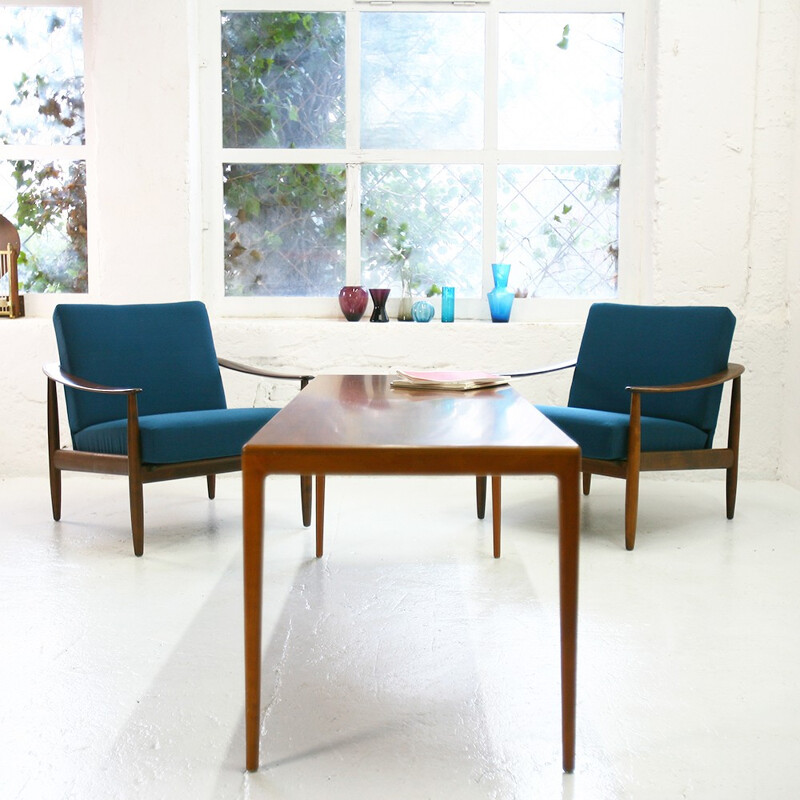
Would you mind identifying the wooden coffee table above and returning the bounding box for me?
[242,373,581,773]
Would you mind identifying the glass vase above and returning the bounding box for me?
[411,299,435,322]
[338,285,369,321]
[488,263,514,322]
[369,288,390,322]
[441,286,455,323]
[397,284,414,321]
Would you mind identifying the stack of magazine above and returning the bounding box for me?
[391,369,511,392]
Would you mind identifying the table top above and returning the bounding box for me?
[244,374,577,468]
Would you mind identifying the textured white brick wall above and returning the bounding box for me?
[781,1,800,485]
[1,0,798,483]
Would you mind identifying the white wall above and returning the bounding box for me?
[783,3,800,485]
[1,0,798,483]
[652,0,799,481]
[88,0,194,302]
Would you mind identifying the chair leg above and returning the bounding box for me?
[624,473,640,551]
[125,394,145,556]
[301,475,312,527]
[726,466,738,519]
[46,377,62,520]
[48,459,62,521]
[624,393,643,551]
[726,375,741,519]
[207,474,216,499]
[582,472,592,496]
[129,474,145,557]
[476,476,487,519]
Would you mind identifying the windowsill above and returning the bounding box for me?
[212,294,599,325]
[19,291,599,326]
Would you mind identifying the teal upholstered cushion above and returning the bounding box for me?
[536,405,710,461]
[568,303,736,440]
[53,302,227,436]
[53,302,283,463]
[73,407,279,464]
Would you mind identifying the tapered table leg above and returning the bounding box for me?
[301,475,312,527]
[316,475,326,558]
[491,476,502,558]
[558,464,580,774]
[476,475,487,519]
[243,467,265,772]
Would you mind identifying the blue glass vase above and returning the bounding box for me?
[441,286,455,323]
[488,263,514,323]
[411,300,435,322]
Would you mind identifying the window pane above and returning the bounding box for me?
[498,165,619,298]
[499,14,623,150]
[223,163,346,296]
[0,7,84,146]
[0,159,88,292]
[361,164,482,296]
[361,13,484,150]
[221,12,345,149]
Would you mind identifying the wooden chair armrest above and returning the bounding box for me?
[218,357,314,387]
[627,363,745,394]
[506,359,578,378]
[43,362,141,395]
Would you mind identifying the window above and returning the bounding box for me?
[0,6,87,293]
[200,1,643,317]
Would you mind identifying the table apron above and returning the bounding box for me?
[243,447,580,477]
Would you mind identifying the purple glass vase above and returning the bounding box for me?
[338,285,369,321]
[369,288,390,322]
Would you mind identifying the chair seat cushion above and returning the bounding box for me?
[73,407,280,464]
[536,405,710,461]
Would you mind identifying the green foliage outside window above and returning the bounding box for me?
[221,11,345,150]
[221,12,348,296]
[0,7,87,293]
[219,9,623,301]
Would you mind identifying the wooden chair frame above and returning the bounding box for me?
[477,360,744,550]
[44,358,313,556]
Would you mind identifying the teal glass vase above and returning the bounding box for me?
[488,263,514,322]
[411,300,435,322]
[441,286,455,323]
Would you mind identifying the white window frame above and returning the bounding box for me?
[197,0,649,321]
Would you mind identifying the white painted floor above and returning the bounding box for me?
[2,472,799,800]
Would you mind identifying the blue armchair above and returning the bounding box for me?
[44,301,313,556]
[479,303,744,550]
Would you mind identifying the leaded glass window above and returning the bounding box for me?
[210,4,630,309]
[0,7,87,293]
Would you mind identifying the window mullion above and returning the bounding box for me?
[346,163,362,284]
[483,3,499,292]
[346,7,362,285]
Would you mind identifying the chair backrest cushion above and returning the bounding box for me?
[568,303,736,439]
[53,302,227,434]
